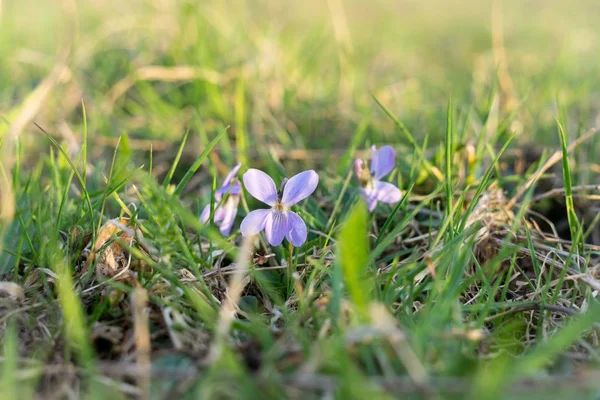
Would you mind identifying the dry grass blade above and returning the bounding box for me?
[104,66,237,111]
[0,50,72,222]
[532,184,600,203]
[368,303,428,385]
[0,0,76,223]
[131,286,151,400]
[491,0,518,112]
[209,235,255,361]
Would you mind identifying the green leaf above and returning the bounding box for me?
[336,201,372,321]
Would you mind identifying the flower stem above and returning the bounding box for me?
[287,242,294,295]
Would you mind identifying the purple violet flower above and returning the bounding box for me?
[200,163,242,236]
[240,169,319,247]
[354,145,402,212]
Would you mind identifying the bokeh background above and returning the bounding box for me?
[2,3,600,398]
[2,0,600,162]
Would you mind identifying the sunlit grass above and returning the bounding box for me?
[1,0,600,398]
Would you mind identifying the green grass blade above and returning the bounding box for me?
[163,129,189,188]
[375,182,414,247]
[173,127,228,196]
[35,122,96,238]
[445,98,454,238]
[458,133,516,231]
[235,80,248,166]
[371,93,444,182]
[556,118,582,253]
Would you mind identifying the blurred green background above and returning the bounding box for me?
[2,0,600,160]
[2,3,600,397]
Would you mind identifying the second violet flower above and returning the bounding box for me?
[200,163,242,236]
[354,145,402,212]
[240,169,318,247]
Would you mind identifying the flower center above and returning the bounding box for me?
[274,202,285,211]
[359,173,373,189]
[356,158,373,188]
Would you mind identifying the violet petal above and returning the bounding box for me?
[371,145,395,179]
[243,169,278,206]
[222,163,242,188]
[240,209,270,236]
[200,204,211,223]
[201,204,225,223]
[216,181,242,197]
[264,210,288,246]
[219,196,239,236]
[360,187,379,212]
[286,211,307,247]
[214,207,226,222]
[354,159,364,177]
[370,145,379,177]
[374,180,402,204]
[281,170,319,207]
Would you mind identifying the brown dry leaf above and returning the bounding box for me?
[86,217,144,281]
